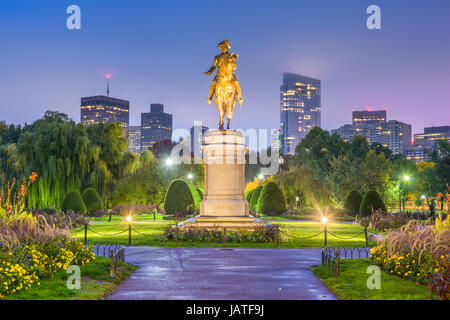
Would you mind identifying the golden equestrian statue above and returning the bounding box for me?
[204,40,244,130]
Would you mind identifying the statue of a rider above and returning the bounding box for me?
[204,40,244,129]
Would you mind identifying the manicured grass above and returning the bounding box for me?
[259,214,355,222]
[312,259,433,300]
[90,213,355,223]
[3,257,137,300]
[89,213,168,222]
[73,220,376,248]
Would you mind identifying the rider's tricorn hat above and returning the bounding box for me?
[217,40,231,49]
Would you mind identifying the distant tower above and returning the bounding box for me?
[80,74,129,138]
[280,73,321,155]
[106,74,111,97]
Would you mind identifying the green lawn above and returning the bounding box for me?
[3,257,137,300]
[73,220,376,248]
[89,213,354,223]
[88,213,168,222]
[312,259,433,300]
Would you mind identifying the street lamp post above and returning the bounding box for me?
[165,158,173,186]
[421,195,426,214]
[399,175,410,213]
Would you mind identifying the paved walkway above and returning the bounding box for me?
[107,247,336,300]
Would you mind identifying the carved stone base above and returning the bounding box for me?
[180,130,264,231]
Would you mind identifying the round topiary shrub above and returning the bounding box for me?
[249,186,263,212]
[164,179,194,216]
[62,190,87,215]
[256,181,286,215]
[359,190,387,216]
[82,188,103,214]
[344,190,363,216]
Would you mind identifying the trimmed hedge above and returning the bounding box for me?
[257,181,286,215]
[62,190,87,215]
[197,187,204,201]
[249,186,263,212]
[164,179,195,216]
[188,184,202,210]
[359,190,387,216]
[344,190,363,216]
[82,188,103,214]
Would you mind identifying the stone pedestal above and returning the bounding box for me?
[181,130,265,231]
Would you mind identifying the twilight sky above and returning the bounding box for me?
[0,0,449,136]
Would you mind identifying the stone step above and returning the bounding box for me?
[194,216,256,222]
[181,220,266,231]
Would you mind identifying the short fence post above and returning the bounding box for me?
[276,226,279,248]
[110,250,115,277]
[154,210,156,221]
[223,228,226,247]
[175,222,179,247]
[364,227,369,246]
[335,255,339,277]
[84,223,88,244]
[128,224,132,246]
[324,224,328,247]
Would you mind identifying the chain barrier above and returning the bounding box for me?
[327,230,365,240]
[86,227,129,237]
[70,225,85,233]
[277,228,324,240]
[130,228,154,237]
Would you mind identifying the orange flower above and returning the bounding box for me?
[29,172,37,182]
[20,184,26,196]
[7,205,12,211]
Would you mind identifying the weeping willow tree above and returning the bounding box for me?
[0,111,138,209]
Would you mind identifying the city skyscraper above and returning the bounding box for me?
[140,103,173,151]
[128,126,141,153]
[80,95,130,136]
[405,125,450,163]
[280,73,321,155]
[414,126,450,147]
[332,108,412,155]
[352,109,387,125]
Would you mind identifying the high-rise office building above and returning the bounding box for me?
[352,109,386,125]
[128,126,141,153]
[140,104,172,151]
[404,145,434,163]
[332,120,412,154]
[280,73,321,155]
[414,126,450,147]
[190,122,208,158]
[80,95,130,137]
[404,126,449,163]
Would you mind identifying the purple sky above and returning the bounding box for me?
[0,0,449,135]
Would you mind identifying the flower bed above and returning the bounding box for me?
[0,240,95,298]
[156,225,279,243]
[369,221,449,299]
[0,173,96,299]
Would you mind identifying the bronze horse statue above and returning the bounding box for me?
[204,40,244,130]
